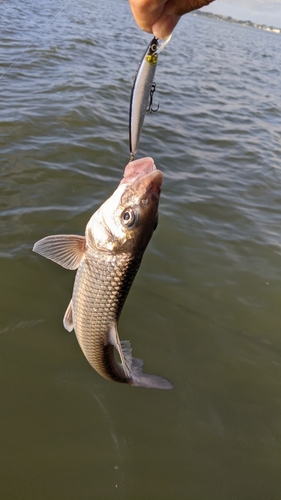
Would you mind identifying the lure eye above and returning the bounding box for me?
[122,209,137,228]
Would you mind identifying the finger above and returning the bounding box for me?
[152,0,215,38]
[128,0,169,33]
[152,13,180,39]
[128,0,215,36]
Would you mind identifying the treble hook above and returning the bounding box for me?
[147,82,159,113]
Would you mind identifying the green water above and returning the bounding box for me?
[1,1,281,498]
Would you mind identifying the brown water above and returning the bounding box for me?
[1,1,281,498]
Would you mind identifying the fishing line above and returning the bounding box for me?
[0,0,72,81]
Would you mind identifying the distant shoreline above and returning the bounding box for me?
[195,10,281,34]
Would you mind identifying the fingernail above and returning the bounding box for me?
[152,14,180,39]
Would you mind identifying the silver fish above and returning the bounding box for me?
[129,35,171,161]
[33,157,173,390]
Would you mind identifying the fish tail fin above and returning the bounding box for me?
[130,358,174,390]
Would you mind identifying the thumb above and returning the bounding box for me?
[152,0,215,38]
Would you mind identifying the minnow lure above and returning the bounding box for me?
[129,35,171,161]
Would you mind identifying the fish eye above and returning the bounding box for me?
[121,208,137,228]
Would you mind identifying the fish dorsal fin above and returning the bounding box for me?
[109,324,132,378]
[63,299,74,332]
[33,234,86,270]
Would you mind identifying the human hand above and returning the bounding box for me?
[128,0,215,39]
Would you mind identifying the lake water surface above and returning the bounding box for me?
[1,1,281,499]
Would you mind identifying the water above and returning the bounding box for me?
[1,1,281,498]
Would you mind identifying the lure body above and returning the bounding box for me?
[129,37,159,161]
[129,35,171,160]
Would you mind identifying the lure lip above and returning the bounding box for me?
[155,34,172,54]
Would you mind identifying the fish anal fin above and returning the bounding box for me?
[33,234,86,270]
[63,299,74,332]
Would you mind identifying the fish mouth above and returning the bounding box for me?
[142,168,162,199]
[120,157,161,186]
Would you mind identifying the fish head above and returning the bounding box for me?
[86,157,162,253]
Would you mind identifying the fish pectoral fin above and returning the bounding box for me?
[109,325,132,378]
[63,299,74,332]
[33,234,86,270]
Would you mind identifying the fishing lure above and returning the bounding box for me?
[129,35,171,161]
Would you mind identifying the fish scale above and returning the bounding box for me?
[72,249,142,382]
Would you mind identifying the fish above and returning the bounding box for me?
[129,35,171,161]
[33,157,174,390]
